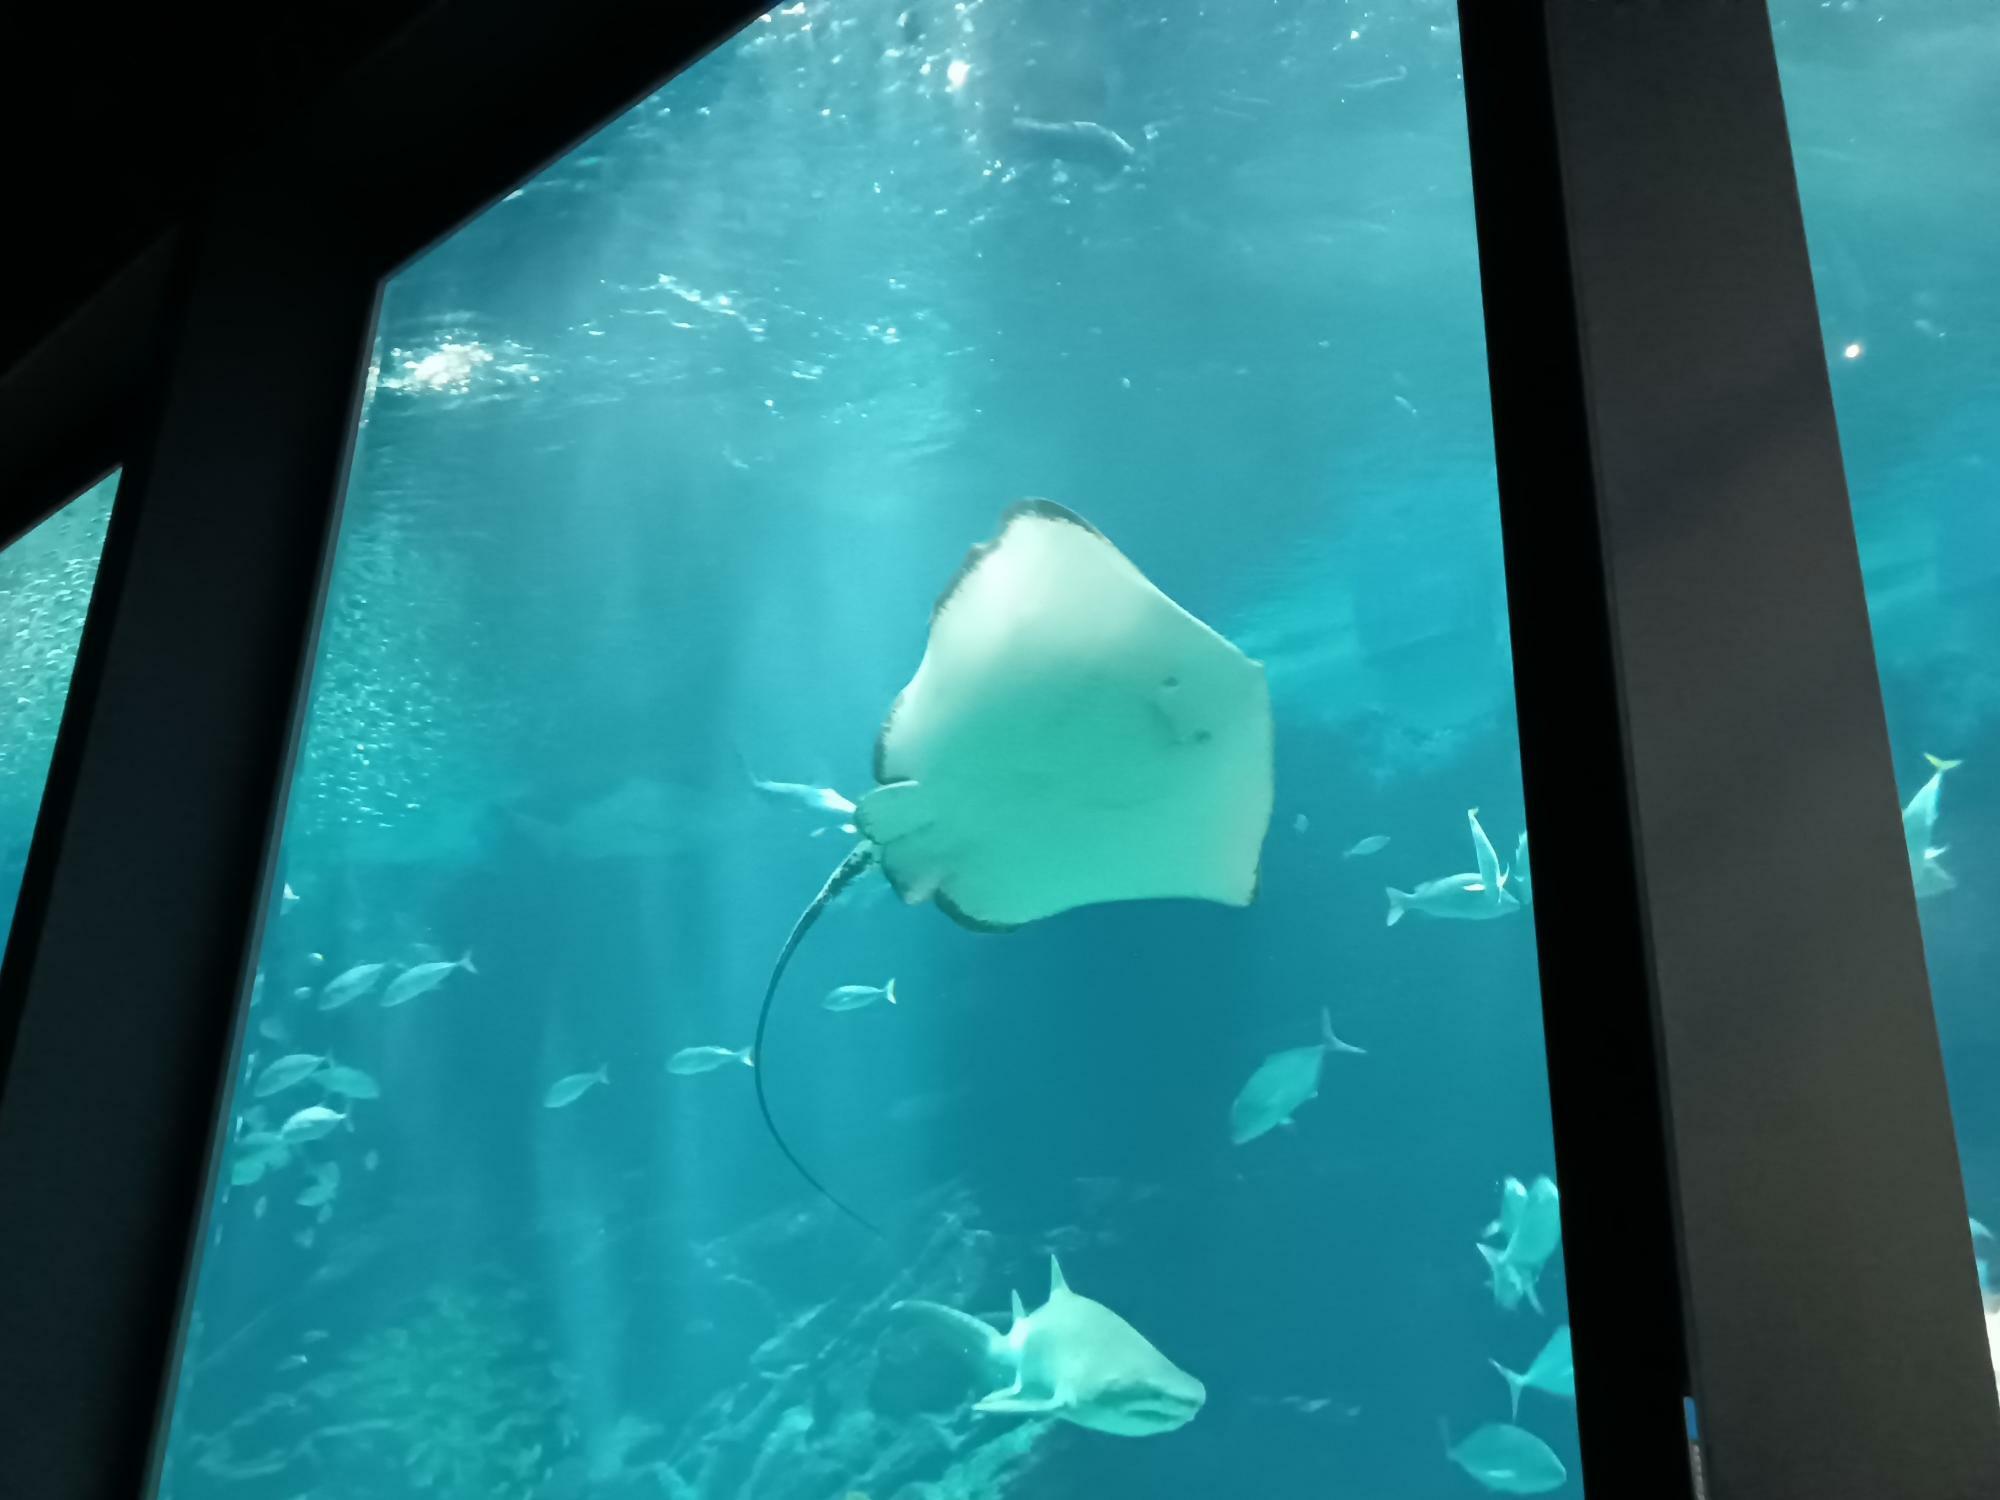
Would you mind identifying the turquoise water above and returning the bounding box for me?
[0,471,116,953]
[1773,0,2000,1385]
[155,4,1580,1497]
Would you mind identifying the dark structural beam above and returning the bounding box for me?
[1465,2,2000,1497]
[1458,4,1695,1496]
[0,4,761,1498]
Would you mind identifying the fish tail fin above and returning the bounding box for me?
[886,978,898,1005]
[1525,1275,1545,1317]
[1927,753,1963,772]
[458,949,478,975]
[738,1048,756,1068]
[1321,1008,1366,1055]
[1490,1360,1526,1421]
[597,1064,610,1085]
[892,1299,1012,1372]
[1438,1416,1454,1456]
[1010,1289,1026,1328]
[1386,889,1408,927]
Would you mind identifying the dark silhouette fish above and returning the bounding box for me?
[1004,117,1139,174]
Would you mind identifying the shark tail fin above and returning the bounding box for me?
[596,1064,610,1086]
[1927,753,1964,772]
[1386,888,1408,928]
[1525,1275,1545,1317]
[1048,1255,1070,1298]
[458,949,478,976]
[1009,1290,1026,1328]
[1490,1359,1527,1421]
[892,1299,1011,1373]
[886,977,898,1005]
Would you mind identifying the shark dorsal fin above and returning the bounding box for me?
[1049,1254,1070,1298]
[1010,1289,1026,1327]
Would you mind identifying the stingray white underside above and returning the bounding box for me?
[857,501,1275,930]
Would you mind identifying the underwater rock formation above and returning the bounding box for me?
[168,1185,1066,1500]
[640,1187,1058,1500]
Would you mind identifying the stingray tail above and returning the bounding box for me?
[754,841,885,1236]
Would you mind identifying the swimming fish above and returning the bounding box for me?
[544,1065,609,1108]
[1469,808,1506,905]
[1477,1175,1562,1313]
[296,1162,341,1209]
[253,1054,327,1098]
[823,978,897,1012]
[1490,1326,1574,1420]
[1902,753,1961,899]
[1386,873,1520,927]
[668,1045,754,1076]
[1293,813,1310,836]
[229,1131,291,1187]
[316,1063,380,1100]
[279,1105,347,1145]
[319,961,389,1011]
[1342,835,1390,858]
[1444,1421,1567,1493]
[752,501,1274,1230]
[380,950,476,1008]
[1005,117,1140,174]
[1229,1008,1366,1145]
[1483,1177,1529,1242]
[895,1256,1205,1436]
[742,755,858,827]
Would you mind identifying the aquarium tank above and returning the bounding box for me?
[0,471,116,955]
[1771,0,2000,1399]
[150,4,1584,1497]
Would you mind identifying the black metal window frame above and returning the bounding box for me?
[0,3,1993,1498]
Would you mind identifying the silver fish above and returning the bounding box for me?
[543,1065,609,1108]
[317,1063,380,1100]
[319,961,389,1010]
[1385,872,1520,926]
[667,1045,753,1076]
[1445,1421,1566,1493]
[296,1162,341,1208]
[1342,835,1390,858]
[380,950,476,1008]
[1490,1326,1574,1420]
[823,978,897,1012]
[253,1054,326,1098]
[279,1105,347,1144]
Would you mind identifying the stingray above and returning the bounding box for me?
[753,500,1275,1230]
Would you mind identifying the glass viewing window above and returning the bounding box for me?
[0,471,117,958]
[154,6,1587,1496]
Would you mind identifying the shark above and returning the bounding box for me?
[894,1256,1206,1437]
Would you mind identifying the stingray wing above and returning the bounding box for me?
[860,501,1274,929]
